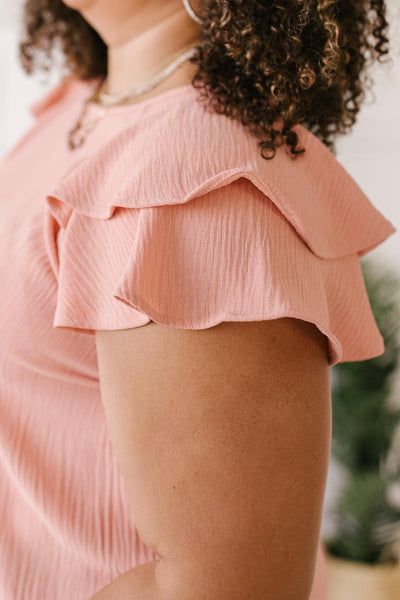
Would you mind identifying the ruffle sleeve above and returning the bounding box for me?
[44,94,397,367]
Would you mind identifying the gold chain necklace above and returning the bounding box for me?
[67,42,198,151]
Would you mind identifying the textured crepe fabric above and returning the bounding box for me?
[0,76,396,599]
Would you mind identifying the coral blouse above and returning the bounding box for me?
[0,76,396,600]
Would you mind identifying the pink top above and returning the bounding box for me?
[0,75,396,599]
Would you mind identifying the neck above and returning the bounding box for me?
[82,3,201,97]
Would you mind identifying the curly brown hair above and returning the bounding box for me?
[19,0,392,160]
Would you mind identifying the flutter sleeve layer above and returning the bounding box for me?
[44,93,397,367]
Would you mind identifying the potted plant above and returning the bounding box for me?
[324,256,400,600]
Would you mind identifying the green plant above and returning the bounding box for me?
[325,256,400,565]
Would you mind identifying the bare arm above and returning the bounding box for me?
[90,317,332,600]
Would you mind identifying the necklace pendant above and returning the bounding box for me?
[68,128,85,150]
[66,43,198,150]
[67,102,107,151]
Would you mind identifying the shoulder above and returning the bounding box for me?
[46,83,395,261]
[43,84,396,367]
[29,75,101,119]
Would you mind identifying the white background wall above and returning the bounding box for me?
[1,0,400,543]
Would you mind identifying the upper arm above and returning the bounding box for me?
[95,316,331,600]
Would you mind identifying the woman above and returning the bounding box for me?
[0,0,396,598]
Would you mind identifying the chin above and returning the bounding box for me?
[60,0,96,11]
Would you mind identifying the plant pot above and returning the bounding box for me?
[326,554,400,600]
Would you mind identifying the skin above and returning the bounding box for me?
[61,0,203,102]
[61,2,333,597]
[93,319,331,599]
